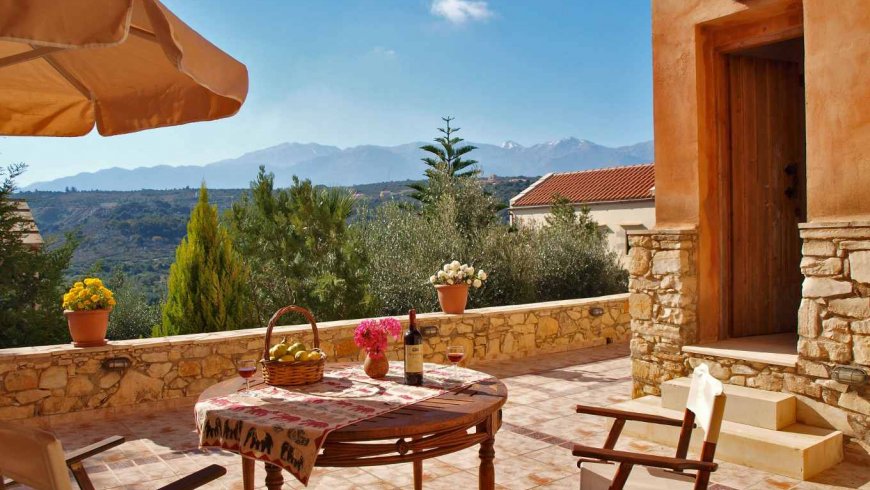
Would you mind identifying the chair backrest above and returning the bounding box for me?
[0,422,72,490]
[685,363,726,444]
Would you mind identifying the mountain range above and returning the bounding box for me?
[24,138,654,191]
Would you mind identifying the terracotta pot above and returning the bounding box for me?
[436,283,469,314]
[363,353,390,379]
[64,309,110,347]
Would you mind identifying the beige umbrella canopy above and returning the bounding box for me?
[0,0,248,136]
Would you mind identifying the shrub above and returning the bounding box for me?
[106,273,160,340]
[156,185,254,336]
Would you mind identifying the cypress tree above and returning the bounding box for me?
[156,184,253,336]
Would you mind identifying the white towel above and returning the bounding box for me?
[685,363,724,435]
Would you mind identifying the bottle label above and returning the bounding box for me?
[405,345,423,373]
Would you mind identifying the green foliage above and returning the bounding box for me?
[357,179,627,315]
[408,116,481,204]
[227,167,371,324]
[156,185,254,336]
[106,271,160,340]
[0,164,78,348]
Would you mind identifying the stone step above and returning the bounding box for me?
[612,396,843,480]
[661,376,796,430]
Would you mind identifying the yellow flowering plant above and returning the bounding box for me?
[62,278,116,311]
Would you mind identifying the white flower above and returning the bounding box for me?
[450,260,461,270]
[473,279,482,288]
[466,266,474,275]
[430,275,437,284]
[466,279,472,285]
[437,270,447,279]
[443,264,450,272]
[447,278,454,285]
[478,271,487,281]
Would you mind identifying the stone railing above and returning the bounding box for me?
[0,294,629,423]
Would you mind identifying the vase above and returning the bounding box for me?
[363,353,389,379]
[435,283,469,314]
[64,309,110,347]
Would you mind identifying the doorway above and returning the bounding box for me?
[724,38,806,338]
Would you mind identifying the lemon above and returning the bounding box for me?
[294,351,310,362]
[278,354,296,362]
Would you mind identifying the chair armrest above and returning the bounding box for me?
[65,436,126,465]
[157,464,227,490]
[576,404,684,427]
[572,444,718,472]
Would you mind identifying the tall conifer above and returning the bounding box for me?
[156,185,253,335]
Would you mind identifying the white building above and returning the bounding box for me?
[509,163,655,265]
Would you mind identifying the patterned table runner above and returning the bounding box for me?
[195,362,493,485]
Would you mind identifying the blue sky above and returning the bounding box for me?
[7,1,652,185]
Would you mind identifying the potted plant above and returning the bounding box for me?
[429,261,487,314]
[354,317,402,379]
[62,278,116,347]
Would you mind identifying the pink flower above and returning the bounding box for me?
[354,318,402,359]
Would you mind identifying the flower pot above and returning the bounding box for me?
[64,309,110,347]
[436,284,469,314]
[363,353,389,379]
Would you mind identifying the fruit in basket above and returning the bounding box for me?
[294,350,310,362]
[308,350,325,361]
[269,336,291,360]
[288,342,305,357]
[278,353,296,362]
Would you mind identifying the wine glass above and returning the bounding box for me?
[237,359,257,392]
[447,346,465,377]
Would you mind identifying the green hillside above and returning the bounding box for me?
[18,176,537,302]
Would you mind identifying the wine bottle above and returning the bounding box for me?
[404,308,423,386]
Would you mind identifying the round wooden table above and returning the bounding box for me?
[198,363,507,490]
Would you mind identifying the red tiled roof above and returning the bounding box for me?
[510,163,655,207]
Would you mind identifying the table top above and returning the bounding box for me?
[198,362,508,442]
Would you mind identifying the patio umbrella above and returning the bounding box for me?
[0,0,248,136]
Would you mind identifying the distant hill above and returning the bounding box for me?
[18,176,538,301]
[24,138,653,191]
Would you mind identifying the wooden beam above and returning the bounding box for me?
[0,46,65,70]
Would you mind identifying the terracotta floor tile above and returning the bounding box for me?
[11,344,864,490]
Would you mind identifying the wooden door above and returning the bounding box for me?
[727,55,805,338]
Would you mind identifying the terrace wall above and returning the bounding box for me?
[0,295,629,423]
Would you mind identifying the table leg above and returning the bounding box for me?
[264,463,284,490]
[477,415,496,490]
[242,456,254,490]
[413,459,423,490]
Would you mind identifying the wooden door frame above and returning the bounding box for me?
[696,7,804,343]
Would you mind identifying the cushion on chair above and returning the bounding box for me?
[580,461,697,490]
[0,423,72,490]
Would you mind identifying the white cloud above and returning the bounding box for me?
[369,46,397,58]
[430,0,493,24]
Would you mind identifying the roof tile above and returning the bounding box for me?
[511,163,654,207]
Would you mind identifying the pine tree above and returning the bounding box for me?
[156,184,254,336]
[408,116,480,204]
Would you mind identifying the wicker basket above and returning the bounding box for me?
[260,305,326,386]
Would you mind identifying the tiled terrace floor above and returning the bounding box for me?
[18,343,870,489]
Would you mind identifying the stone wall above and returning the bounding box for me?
[790,223,870,443]
[0,295,629,422]
[627,229,699,397]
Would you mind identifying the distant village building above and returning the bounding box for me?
[508,163,655,264]
[13,200,44,251]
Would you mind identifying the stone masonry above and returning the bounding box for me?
[0,295,629,422]
[627,229,699,397]
[789,223,870,444]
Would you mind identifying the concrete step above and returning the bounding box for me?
[612,396,843,480]
[661,376,796,430]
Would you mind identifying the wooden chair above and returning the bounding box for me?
[0,424,226,490]
[572,364,727,490]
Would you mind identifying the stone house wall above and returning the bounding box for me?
[790,223,870,444]
[0,295,629,423]
[627,229,699,397]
